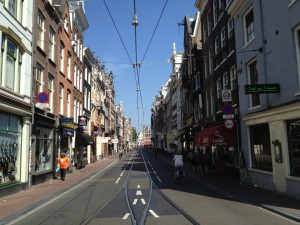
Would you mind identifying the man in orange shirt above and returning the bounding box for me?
[58,153,69,181]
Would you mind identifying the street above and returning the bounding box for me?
[8,148,299,225]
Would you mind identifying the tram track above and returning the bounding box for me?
[82,148,200,225]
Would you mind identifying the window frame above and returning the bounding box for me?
[59,84,64,114]
[243,7,255,45]
[49,26,55,61]
[47,73,54,112]
[37,10,45,50]
[1,35,23,92]
[247,58,260,108]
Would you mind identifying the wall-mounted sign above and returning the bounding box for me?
[36,92,49,103]
[78,116,88,126]
[222,90,232,102]
[244,83,280,94]
[60,118,74,137]
[222,103,233,114]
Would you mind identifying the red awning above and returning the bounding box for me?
[194,124,237,147]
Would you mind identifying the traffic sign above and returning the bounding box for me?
[36,92,49,103]
[223,114,234,119]
[222,103,233,114]
[222,90,232,102]
[224,119,234,129]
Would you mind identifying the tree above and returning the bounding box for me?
[131,127,138,143]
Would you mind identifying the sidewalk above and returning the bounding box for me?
[0,154,119,224]
[162,152,300,223]
[1,151,300,224]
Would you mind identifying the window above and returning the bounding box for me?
[35,63,43,95]
[74,65,77,87]
[203,18,207,43]
[37,11,45,50]
[207,10,212,37]
[223,72,229,90]
[5,0,23,21]
[48,74,54,112]
[209,46,214,74]
[244,8,255,44]
[213,0,218,27]
[35,127,53,173]
[250,123,272,172]
[84,87,87,109]
[206,88,211,116]
[204,54,209,79]
[215,36,220,55]
[59,85,63,114]
[295,26,300,90]
[287,119,300,177]
[67,53,71,80]
[0,112,22,184]
[67,90,71,117]
[49,27,55,61]
[217,78,222,99]
[210,84,215,115]
[1,36,22,92]
[64,18,68,31]
[228,19,234,39]
[230,66,237,90]
[248,59,260,107]
[74,98,77,122]
[60,43,64,73]
[221,28,226,48]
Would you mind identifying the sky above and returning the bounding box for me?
[84,0,197,133]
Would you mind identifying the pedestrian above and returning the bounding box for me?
[119,148,123,159]
[58,153,69,181]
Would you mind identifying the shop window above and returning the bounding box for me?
[35,127,52,172]
[0,112,21,185]
[250,123,272,172]
[287,119,300,177]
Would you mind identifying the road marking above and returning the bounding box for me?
[115,177,120,184]
[137,185,140,188]
[153,171,157,175]
[149,209,159,218]
[120,172,124,176]
[141,198,146,205]
[157,176,162,182]
[122,213,130,219]
[136,190,142,195]
[133,199,138,205]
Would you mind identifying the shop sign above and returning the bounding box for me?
[78,115,88,126]
[244,83,280,94]
[60,118,74,137]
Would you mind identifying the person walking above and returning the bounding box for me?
[58,153,69,181]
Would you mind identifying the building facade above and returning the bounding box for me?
[228,0,300,198]
[0,0,33,196]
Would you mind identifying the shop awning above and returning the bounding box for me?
[194,124,237,147]
[75,132,94,148]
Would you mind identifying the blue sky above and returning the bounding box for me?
[84,0,197,133]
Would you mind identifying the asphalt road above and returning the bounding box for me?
[10,148,299,225]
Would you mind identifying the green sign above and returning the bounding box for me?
[244,83,280,94]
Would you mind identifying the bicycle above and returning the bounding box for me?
[174,166,184,184]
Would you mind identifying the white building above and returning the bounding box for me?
[0,0,34,195]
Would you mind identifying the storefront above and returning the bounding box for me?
[0,113,22,186]
[242,102,300,199]
[31,113,56,185]
[194,123,239,179]
[0,110,31,197]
